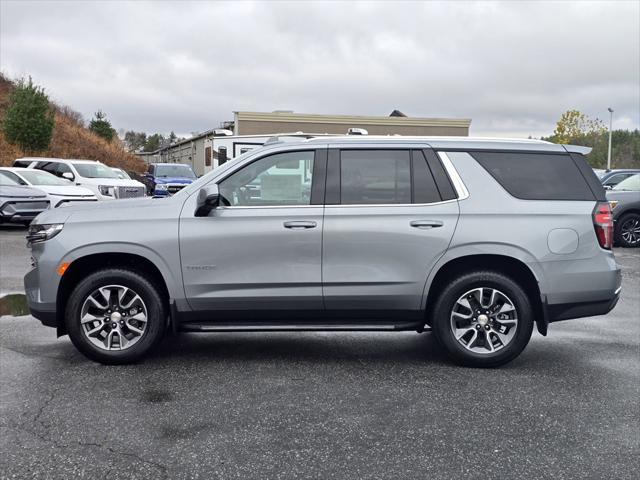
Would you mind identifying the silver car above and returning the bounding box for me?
[24,136,621,366]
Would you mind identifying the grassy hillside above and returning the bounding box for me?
[0,74,145,171]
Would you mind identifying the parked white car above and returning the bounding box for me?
[13,158,146,200]
[0,167,97,208]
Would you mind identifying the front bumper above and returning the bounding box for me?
[24,268,58,327]
[0,199,50,224]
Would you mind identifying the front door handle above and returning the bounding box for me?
[284,221,317,230]
[410,220,444,229]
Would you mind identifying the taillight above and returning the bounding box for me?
[593,202,613,250]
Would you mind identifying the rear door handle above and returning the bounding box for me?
[284,221,317,230]
[410,220,444,229]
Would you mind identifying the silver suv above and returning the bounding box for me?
[24,137,622,366]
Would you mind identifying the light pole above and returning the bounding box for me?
[607,107,614,171]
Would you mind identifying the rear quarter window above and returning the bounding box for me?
[470,152,595,201]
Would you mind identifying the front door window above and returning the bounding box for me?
[219,151,314,206]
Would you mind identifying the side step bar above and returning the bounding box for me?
[178,322,426,333]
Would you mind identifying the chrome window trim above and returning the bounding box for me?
[216,198,459,210]
[325,199,458,208]
[437,151,469,200]
[215,204,320,210]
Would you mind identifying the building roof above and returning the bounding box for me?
[234,111,471,128]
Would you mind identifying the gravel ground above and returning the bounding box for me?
[1,227,638,479]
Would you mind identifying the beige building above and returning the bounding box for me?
[136,110,472,176]
[233,110,471,137]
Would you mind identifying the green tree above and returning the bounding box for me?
[124,130,147,151]
[144,133,165,152]
[2,77,55,153]
[89,110,116,142]
[543,110,640,168]
[551,109,606,144]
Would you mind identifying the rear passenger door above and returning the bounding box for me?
[322,147,460,315]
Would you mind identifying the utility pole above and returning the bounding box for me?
[607,108,614,171]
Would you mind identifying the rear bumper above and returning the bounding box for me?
[547,286,621,323]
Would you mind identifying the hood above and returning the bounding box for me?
[0,184,47,199]
[78,177,145,188]
[36,185,96,197]
[33,195,176,225]
[154,177,195,185]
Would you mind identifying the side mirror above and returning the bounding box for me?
[603,185,612,190]
[61,172,74,181]
[195,185,220,217]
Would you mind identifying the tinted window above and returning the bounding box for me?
[612,174,640,192]
[57,163,72,175]
[13,160,33,168]
[340,150,411,204]
[19,170,69,186]
[412,150,442,203]
[219,151,314,206]
[471,152,595,201]
[39,162,59,176]
[155,164,196,179]
[73,163,119,179]
[603,173,632,187]
[425,150,457,200]
[0,171,24,186]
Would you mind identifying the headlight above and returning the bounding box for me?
[26,223,64,245]
[98,185,114,196]
[155,184,168,191]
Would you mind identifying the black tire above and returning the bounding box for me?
[65,268,167,365]
[614,212,640,248]
[431,270,534,368]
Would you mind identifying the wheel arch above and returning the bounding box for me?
[56,252,172,337]
[423,251,548,335]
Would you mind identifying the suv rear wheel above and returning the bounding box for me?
[432,270,534,367]
[65,269,167,364]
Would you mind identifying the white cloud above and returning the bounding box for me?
[1,0,638,137]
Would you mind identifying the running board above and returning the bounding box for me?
[178,322,424,333]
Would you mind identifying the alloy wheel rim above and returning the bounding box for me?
[621,218,640,245]
[80,285,148,351]
[450,287,518,354]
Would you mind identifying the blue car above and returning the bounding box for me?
[144,163,197,196]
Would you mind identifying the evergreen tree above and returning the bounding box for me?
[2,77,55,153]
[89,110,116,142]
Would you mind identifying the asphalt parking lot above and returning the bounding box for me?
[1,227,639,480]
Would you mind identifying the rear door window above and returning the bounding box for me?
[340,150,411,204]
[470,152,595,201]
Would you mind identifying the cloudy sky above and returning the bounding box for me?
[1,0,638,138]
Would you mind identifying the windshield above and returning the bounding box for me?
[612,174,640,192]
[0,171,23,186]
[113,168,131,179]
[155,164,196,179]
[73,163,119,179]
[19,170,70,186]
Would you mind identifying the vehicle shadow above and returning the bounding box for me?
[147,330,454,367]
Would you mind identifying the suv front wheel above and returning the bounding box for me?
[65,269,167,364]
[432,271,534,367]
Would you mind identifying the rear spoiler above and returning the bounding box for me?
[563,145,592,155]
